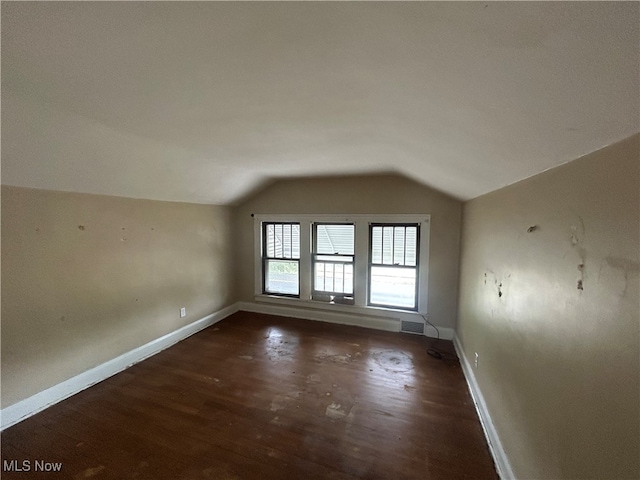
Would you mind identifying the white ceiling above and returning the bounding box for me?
[2,2,638,205]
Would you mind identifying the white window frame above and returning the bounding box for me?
[253,214,430,317]
[312,222,355,301]
[262,222,301,297]
[368,223,421,310]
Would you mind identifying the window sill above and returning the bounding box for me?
[253,294,426,321]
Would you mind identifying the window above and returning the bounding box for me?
[262,222,300,296]
[368,224,419,310]
[255,214,429,315]
[312,223,355,304]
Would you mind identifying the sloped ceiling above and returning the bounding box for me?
[2,2,638,205]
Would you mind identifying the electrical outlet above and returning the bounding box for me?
[474,352,479,369]
[180,307,186,318]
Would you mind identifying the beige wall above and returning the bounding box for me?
[233,174,462,329]
[1,186,234,407]
[457,135,640,479]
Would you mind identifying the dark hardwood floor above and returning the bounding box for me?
[1,311,497,479]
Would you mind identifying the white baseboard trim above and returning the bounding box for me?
[453,334,515,480]
[237,300,454,339]
[239,300,398,331]
[0,303,239,431]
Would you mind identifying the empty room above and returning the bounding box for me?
[1,2,638,479]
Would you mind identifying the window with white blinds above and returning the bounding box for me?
[262,222,300,296]
[369,224,419,310]
[312,223,355,304]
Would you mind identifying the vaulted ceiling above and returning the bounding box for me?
[2,2,638,205]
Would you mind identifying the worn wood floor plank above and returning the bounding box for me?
[1,311,497,479]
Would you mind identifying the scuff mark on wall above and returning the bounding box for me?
[484,270,510,299]
[600,256,640,297]
[605,256,640,272]
[569,216,587,292]
[577,263,585,291]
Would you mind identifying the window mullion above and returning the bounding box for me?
[299,221,312,300]
[353,222,369,307]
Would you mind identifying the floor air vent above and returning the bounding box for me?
[400,320,425,335]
